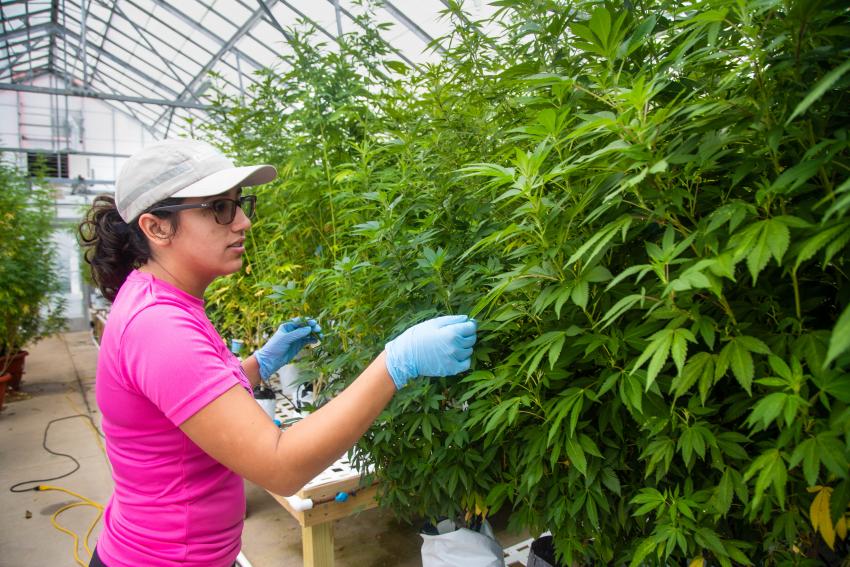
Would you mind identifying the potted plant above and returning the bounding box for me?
[0,160,65,390]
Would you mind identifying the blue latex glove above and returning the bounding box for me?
[384,315,477,390]
[255,317,322,382]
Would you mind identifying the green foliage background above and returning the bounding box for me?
[0,161,64,369]
[202,0,850,564]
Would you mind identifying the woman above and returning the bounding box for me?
[79,138,477,567]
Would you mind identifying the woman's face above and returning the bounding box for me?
[165,186,252,286]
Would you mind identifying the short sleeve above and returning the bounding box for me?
[118,304,243,425]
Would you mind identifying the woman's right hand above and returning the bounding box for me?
[384,315,478,390]
[254,317,321,381]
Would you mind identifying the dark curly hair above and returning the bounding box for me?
[78,195,181,302]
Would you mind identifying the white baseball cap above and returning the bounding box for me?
[115,138,277,222]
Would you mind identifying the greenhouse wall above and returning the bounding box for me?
[0,74,156,331]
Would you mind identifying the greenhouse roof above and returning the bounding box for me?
[0,0,494,138]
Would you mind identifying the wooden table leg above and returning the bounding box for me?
[302,522,334,567]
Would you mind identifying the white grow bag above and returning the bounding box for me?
[421,518,506,567]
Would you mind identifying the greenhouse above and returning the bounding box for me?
[1,1,848,566]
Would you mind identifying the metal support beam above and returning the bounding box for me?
[48,0,57,75]
[109,3,182,85]
[0,146,131,158]
[71,0,242,97]
[382,0,443,52]
[0,37,50,78]
[0,82,214,109]
[331,0,344,36]
[153,0,281,128]
[255,0,293,41]
[0,21,54,44]
[5,67,52,84]
[150,0,265,70]
[47,66,165,138]
[80,0,88,87]
[90,0,118,83]
[56,25,183,99]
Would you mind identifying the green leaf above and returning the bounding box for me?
[670,329,695,375]
[745,449,788,510]
[738,336,771,355]
[629,538,657,567]
[571,280,590,309]
[672,352,714,400]
[825,303,850,367]
[790,438,819,487]
[794,220,850,270]
[719,338,760,395]
[631,328,674,390]
[600,293,646,328]
[585,265,613,283]
[817,433,850,479]
[566,436,588,476]
[743,219,790,282]
[601,467,621,496]
[383,60,409,74]
[786,58,850,124]
[567,216,632,266]
[548,334,566,370]
[746,392,787,430]
[712,468,735,516]
[830,480,850,524]
[695,527,727,558]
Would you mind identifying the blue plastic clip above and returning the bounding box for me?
[334,491,349,503]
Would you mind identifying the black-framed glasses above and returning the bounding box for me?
[149,195,257,225]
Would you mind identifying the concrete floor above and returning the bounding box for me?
[0,331,528,567]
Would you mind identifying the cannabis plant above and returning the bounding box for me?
[203,1,850,564]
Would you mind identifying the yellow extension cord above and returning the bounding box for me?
[36,397,108,566]
[38,484,104,567]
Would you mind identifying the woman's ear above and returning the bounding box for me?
[137,213,173,245]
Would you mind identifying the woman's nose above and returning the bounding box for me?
[232,205,252,231]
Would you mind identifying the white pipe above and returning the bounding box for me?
[235,551,254,567]
[284,495,314,512]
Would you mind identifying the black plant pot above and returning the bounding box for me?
[527,535,566,567]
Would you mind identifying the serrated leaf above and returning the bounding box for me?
[745,219,789,283]
[568,216,632,266]
[787,59,850,124]
[566,436,588,476]
[554,285,574,319]
[731,345,755,394]
[825,303,850,367]
[548,334,566,369]
[830,480,850,525]
[713,468,734,516]
[586,265,613,283]
[738,335,771,354]
[671,329,694,375]
[795,221,850,270]
[672,352,714,399]
[747,392,787,429]
[571,279,590,309]
[721,339,756,394]
[768,355,792,380]
[601,467,621,495]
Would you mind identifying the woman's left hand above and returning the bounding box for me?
[254,317,321,381]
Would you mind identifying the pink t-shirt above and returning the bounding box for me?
[95,270,251,567]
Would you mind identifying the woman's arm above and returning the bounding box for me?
[181,352,396,496]
[241,354,262,389]
[183,315,475,495]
